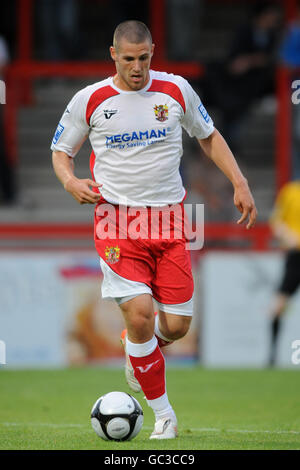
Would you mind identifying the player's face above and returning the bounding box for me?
[110,39,154,91]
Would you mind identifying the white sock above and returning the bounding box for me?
[154,314,172,343]
[147,393,177,422]
[125,335,157,357]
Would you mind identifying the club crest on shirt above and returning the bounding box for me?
[154,104,168,122]
[105,246,120,264]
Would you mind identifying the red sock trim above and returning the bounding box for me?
[156,336,174,348]
[154,312,174,348]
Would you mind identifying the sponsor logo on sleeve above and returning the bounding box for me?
[52,123,65,144]
[198,103,210,123]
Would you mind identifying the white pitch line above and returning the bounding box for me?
[191,428,300,435]
[1,422,300,435]
[0,422,85,429]
[145,427,300,435]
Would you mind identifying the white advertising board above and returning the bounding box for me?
[0,252,105,367]
[0,251,199,368]
[201,252,300,368]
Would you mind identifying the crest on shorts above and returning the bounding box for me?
[154,104,168,122]
[105,246,120,264]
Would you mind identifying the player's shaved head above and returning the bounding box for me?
[113,20,152,50]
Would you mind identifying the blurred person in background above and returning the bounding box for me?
[279,0,300,179]
[268,180,300,366]
[0,1,16,58]
[0,34,16,205]
[202,1,281,154]
[37,0,81,60]
[167,0,202,61]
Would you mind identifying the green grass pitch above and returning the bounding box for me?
[0,367,299,450]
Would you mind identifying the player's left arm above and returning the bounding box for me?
[198,128,257,229]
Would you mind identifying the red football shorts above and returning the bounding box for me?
[94,198,194,305]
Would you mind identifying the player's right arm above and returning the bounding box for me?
[52,150,101,204]
[50,87,102,204]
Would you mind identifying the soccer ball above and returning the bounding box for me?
[91,391,144,441]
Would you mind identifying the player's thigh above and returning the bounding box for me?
[99,258,155,342]
[152,240,194,305]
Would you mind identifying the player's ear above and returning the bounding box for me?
[110,46,116,61]
[151,43,155,57]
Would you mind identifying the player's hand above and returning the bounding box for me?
[233,180,257,229]
[64,176,102,204]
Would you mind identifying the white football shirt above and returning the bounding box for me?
[51,70,214,207]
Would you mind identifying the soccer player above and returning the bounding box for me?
[51,20,257,439]
[268,180,300,366]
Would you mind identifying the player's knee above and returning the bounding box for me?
[130,311,153,333]
[161,315,191,341]
[121,303,154,341]
[169,323,190,340]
